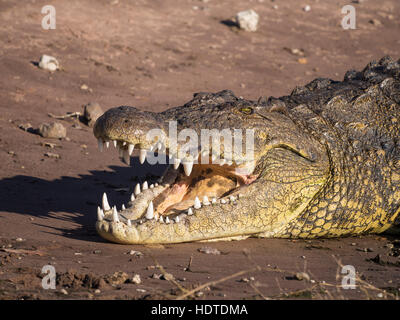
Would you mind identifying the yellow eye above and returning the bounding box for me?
[240,107,253,115]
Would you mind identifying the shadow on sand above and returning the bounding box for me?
[0,157,169,242]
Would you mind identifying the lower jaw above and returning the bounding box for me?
[97,161,257,227]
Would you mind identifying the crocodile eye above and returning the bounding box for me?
[240,107,253,115]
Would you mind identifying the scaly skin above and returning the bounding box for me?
[93,56,400,244]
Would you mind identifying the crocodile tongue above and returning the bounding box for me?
[154,164,238,213]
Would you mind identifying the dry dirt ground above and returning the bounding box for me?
[0,0,399,300]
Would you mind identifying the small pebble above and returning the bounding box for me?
[369,19,382,26]
[198,246,221,255]
[83,102,103,127]
[160,273,174,281]
[298,58,308,64]
[44,152,60,159]
[235,9,259,32]
[18,123,32,131]
[130,274,141,284]
[38,55,60,72]
[38,122,67,139]
[128,250,143,257]
[295,272,311,281]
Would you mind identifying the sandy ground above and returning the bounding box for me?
[0,0,399,300]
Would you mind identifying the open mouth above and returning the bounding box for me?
[96,138,258,226]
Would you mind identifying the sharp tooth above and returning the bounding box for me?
[102,193,111,211]
[220,199,227,204]
[150,184,154,189]
[212,197,217,204]
[211,154,217,162]
[194,196,201,209]
[139,149,147,164]
[165,216,170,224]
[122,204,126,210]
[159,216,164,223]
[173,158,181,170]
[155,183,159,187]
[227,160,233,166]
[127,219,132,227]
[122,142,126,146]
[187,208,194,215]
[134,183,141,195]
[229,195,236,202]
[112,206,119,222]
[98,138,104,152]
[105,141,110,148]
[183,161,193,176]
[145,201,154,219]
[128,144,135,155]
[130,193,135,202]
[113,140,117,148]
[203,196,210,205]
[142,181,148,190]
[174,216,180,223]
[157,142,162,150]
[123,149,130,165]
[97,207,104,221]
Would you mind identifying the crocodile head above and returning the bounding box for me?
[93,90,329,244]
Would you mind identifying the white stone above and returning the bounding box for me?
[38,55,60,71]
[236,9,259,32]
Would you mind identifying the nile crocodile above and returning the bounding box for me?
[93,56,400,244]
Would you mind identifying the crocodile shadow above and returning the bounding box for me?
[0,157,168,242]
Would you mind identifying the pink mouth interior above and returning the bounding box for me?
[153,164,257,214]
